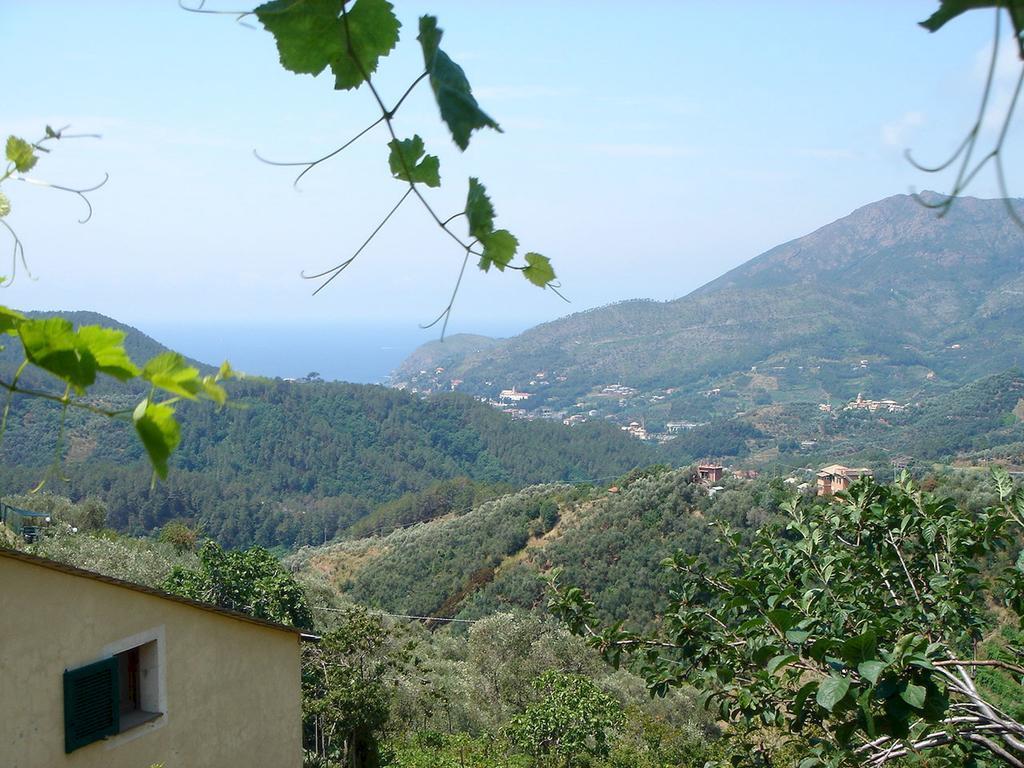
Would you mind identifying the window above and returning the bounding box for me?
[63,640,162,754]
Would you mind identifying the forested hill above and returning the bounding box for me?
[390,193,1024,420]
[0,319,656,549]
[0,311,212,390]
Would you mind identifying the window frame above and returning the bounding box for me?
[63,626,167,754]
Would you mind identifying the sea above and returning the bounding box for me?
[142,323,510,385]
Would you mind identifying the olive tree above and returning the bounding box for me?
[549,471,1024,766]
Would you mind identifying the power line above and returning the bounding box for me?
[311,605,477,624]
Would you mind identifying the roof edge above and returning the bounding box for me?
[0,546,318,640]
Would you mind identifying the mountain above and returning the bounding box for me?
[391,193,1024,436]
[0,312,656,549]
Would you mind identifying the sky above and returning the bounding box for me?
[3,1,1024,378]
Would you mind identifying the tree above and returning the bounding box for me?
[163,540,313,628]
[158,519,202,554]
[302,606,419,768]
[549,471,1024,766]
[504,670,623,768]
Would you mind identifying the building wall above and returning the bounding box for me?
[0,555,302,768]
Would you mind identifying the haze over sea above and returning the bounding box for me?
[142,323,517,384]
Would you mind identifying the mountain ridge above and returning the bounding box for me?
[390,192,1024,429]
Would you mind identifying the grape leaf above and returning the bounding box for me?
[417,16,501,150]
[133,400,180,479]
[387,135,441,187]
[465,177,495,241]
[255,0,346,76]
[919,1,999,32]
[523,252,555,287]
[5,136,37,173]
[0,305,25,335]
[199,376,228,406]
[255,0,400,91]
[77,326,140,382]
[142,352,203,399]
[478,229,517,272]
[18,318,98,393]
[0,191,10,218]
[330,0,400,90]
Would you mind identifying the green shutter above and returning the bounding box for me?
[63,657,120,753]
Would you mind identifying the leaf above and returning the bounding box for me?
[330,0,400,90]
[767,653,799,675]
[6,136,37,173]
[465,177,495,241]
[199,376,228,406]
[386,135,441,187]
[133,400,180,479]
[255,0,400,91]
[255,0,345,76]
[816,675,851,712]
[841,630,877,665]
[857,660,887,685]
[478,229,517,272]
[0,305,24,335]
[18,317,97,393]
[77,326,140,382]
[900,682,926,709]
[418,16,501,150]
[786,629,811,645]
[142,352,202,399]
[767,608,797,632]
[0,191,10,218]
[793,680,817,720]
[919,1,999,33]
[992,465,1014,502]
[523,252,555,287]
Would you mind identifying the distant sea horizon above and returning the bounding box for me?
[141,323,515,385]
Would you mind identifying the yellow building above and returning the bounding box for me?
[0,548,311,768]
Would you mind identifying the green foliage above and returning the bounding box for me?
[164,541,313,629]
[0,359,653,549]
[504,671,624,767]
[387,136,440,188]
[522,253,556,289]
[255,0,400,90]
[549,473,1024,766]
[417,16,501,151]
[26,524,198,589]
[241,2,555,309]
[920,1,1024,58]
[158,519,202,554]
[5,135,38,173]
[303,606,418,768]
[0,307,232,480]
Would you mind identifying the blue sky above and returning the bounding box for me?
[4,1,1023,346]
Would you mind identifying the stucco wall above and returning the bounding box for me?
[0,554,303,768]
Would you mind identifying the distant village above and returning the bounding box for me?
[393,365,912,443]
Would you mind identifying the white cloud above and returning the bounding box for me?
[881,111,925,147]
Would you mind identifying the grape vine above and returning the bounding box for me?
[914,1,1024,225]
[0,130,233,483]
[185,0,565,336]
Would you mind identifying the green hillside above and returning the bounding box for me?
[289,468,783,624]
[392,193,1024,435]
[0,315,656,549]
